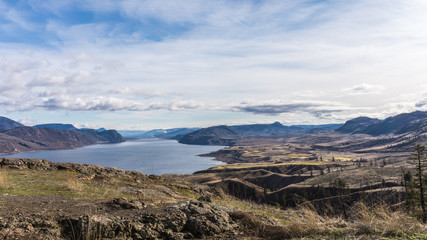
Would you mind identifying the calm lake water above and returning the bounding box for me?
[2,139,224,175]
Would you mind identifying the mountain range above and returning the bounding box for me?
[179,111,427,146]
[336,111,427,136]
[3,110,427,153]
[179,122,343,145]
[0,117,124,154]
[118,128,199,140]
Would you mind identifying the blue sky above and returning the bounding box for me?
[1,0,427,130]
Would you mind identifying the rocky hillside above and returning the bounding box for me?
[0,158,240,239]
[0,158,425,239]
[0,127,124,154]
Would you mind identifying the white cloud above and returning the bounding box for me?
[231,100,352,117]
[30,70,93,87]
[38,96,202,112]
[2,0,427,128]
[343,84,385,95]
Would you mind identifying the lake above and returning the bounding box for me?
[1,139,224,175]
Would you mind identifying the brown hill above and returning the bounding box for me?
[0,126,124,154]
[179,125,241,146]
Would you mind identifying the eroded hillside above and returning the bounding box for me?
[1,158,425,239]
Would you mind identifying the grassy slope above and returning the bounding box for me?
[1,167,426,239]
[0,168,199,203]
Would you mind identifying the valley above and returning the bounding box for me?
[3,1,427,238]
[1,111,427,239]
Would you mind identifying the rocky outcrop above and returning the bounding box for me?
[0,200,243,240]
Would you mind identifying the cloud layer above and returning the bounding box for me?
[1,0,427,128]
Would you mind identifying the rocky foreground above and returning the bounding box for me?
[0,196,241,239]
[0,158,426,240]
[0,158,270,239]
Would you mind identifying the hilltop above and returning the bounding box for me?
[33,123,79,131]
[0,116,25,130]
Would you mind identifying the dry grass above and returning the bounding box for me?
[212,161,328,170]
[351,202,426,238]
[66,174,84,192]
[328,156,354,162]
[0,170,9,189]
[219,195,427,239]
[0,168,199,204]
[279,204,347,239]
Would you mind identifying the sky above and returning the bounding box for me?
[1,0,427,130]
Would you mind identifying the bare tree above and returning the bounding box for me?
[411,144,427,223]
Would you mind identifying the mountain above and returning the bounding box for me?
[179,122,343,146]
[0,116,125,154]
[0,133,42,154]
[336,117,382,134]
[230,122,305,136]
[0,116,25,130]
[159,128,201,140]
[291,123,343,132]
[118,128,199,140]
[93,129,125,143]
[179,125,241,146]
[336,111,427,136]
[1,127,125,154]
[34,123,78,130]
[179,122,346,146]
[117,130,147,138]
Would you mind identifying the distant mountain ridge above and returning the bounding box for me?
[179,122,343,145]
[34,123,78,130]
[336,111,427,136]
[118,128,200,140]
[231,122,305,136]
[179,111,427,146]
